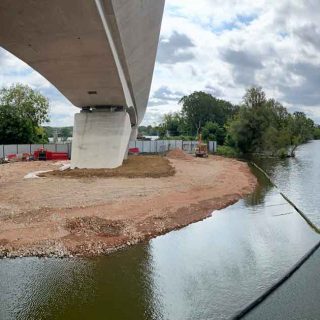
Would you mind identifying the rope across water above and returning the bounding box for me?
[232,162,320,319]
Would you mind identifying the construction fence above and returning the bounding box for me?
[0,143,71,159]
[0,140,217,159]
[128,140,217,154]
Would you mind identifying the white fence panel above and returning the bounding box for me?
[44,144,56,152]
[135,141,143,152]
[30,144,44,153]
[126,140,216,154]
[56,144,69,153]
[176,140,183,150]
[17,144,31,154]
[0,141,216,159]
[168,141,176,150]
[150,140,156,153]
[208,141,217,153]
[156,140,165,153]
[142,141,152,153]
[4,145,18,155]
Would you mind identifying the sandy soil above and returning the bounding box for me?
[42,155,175,179]
[0,153,257,258]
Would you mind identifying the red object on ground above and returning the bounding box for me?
[128,147,140,154]
[6,154,17,160]
[46,151,69,160]
[34,148,69,161]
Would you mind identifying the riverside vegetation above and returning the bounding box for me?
[154,87,320,158]
[0,84,319,158]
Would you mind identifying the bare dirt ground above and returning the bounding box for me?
[41,155,175,179]
[0,152,257,258]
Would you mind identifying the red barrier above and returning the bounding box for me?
[34,149,68,161]
[128,147,140,154]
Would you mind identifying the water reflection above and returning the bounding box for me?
[243,165,274,207]
[0,248,154,320]
[1,142,319,319]
[255,140,320,228]
[147,192,317,319]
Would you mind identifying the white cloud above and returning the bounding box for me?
[0,47,78,127]
[1,1,320,125]
[146,0,320,124]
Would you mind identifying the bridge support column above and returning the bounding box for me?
[71,109,131,169]
[124,126,138,160]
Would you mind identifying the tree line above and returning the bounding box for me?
[0,83,319,158]
[157,87,320,157]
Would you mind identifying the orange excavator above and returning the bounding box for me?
[195,133,208,158]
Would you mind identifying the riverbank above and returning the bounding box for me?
[0,153,257,258]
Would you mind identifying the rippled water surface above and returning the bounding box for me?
[255,140,320,228]
[1,142,319,320]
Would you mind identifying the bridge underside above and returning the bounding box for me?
[0,0,164,168]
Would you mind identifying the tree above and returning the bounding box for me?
[314,125,320,140]
[0,84,49,144]
[243,86,266,109]
[288,112,315,156]
[226,87,316,157]
[138,125,159,136]
[227,102,271,153]
[59,127,72,141]
[202,122,226,145]
[179,91,236,135]
[159,112,185,137]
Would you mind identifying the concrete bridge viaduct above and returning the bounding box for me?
[0,0,165,168]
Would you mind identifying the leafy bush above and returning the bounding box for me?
[216,146,239,157]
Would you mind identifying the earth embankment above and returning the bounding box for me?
[0,152,257,257]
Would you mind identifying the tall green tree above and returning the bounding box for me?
[201,122,226,145]
[227,87,316,157]
[179,91,236,135]
[243,86,266,109]
[314,125,320,139]
[0,84,49,144]
[159,112,185,137]
[288,112,314,156]
[59,127,73,141]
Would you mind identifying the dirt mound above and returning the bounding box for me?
[41,155,175,179]
[66,216,124,237]
[166,148,194,160]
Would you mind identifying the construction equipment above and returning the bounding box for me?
[195,134,208,158]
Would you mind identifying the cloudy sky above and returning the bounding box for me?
[1,0,320,126]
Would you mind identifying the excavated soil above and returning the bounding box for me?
[42,155,175,179]
[0,153,258,258]
[166,148,194,160]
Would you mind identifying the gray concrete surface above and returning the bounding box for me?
[0,0,164,123]
[0,0,165,168]
[71,110,131,168]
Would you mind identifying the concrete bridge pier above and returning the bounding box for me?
[71,108,132,169]
[0,0,165,168]
[124,125,138,160]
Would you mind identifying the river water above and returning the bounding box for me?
[254,140,320,228]
[1,141,320,320]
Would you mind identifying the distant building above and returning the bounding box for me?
[144,136,159,141]
[48,137,72,143]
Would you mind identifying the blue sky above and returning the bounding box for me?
[1,0,320,126]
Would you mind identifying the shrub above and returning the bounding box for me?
[216,145,239,157]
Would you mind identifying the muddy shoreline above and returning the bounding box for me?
[0,154,257,258]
